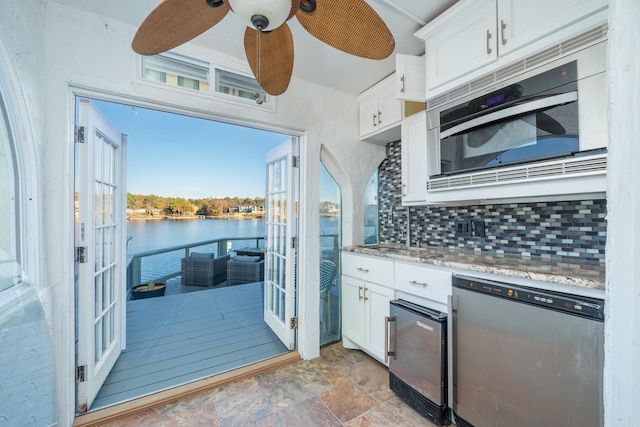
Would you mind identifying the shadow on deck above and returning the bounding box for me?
[90,279,288,411]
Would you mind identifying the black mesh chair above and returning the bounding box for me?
[320,259,338,332]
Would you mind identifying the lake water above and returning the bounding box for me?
[127,217,340,283]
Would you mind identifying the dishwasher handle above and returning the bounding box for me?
[385,315,396,363]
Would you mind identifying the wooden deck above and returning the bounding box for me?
[90,281,288,411]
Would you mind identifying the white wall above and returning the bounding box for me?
[1,0,388,423]
[37,1,385,424]
[604,0,640,425]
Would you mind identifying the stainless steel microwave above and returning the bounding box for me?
[426,40,608,179]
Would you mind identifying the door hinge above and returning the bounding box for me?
[292,156,299,168]
[290,317,298,329]
[74,125,86,144]
[76,365,86,383]
[291,236,298,249]
[75,246,87,263]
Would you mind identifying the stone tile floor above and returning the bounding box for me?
[98,343,438,426]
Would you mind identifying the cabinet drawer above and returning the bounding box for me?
[342,252,394,285]
[394,262,452,304]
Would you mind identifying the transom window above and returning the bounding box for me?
[215,68,269,106]
[142,53,209,92]
[140,53,271,107]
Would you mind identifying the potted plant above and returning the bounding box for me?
[130,280,166,300]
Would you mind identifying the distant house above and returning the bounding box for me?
[229,204,260,213]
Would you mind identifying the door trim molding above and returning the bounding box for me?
[72,351,300,426]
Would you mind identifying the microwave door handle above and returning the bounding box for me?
[440,91,577,139]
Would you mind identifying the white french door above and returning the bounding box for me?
[75,99,127,412]
[264,138,298,350]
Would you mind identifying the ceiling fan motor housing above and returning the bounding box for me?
[228,0,292,31]
[251,15,270,31]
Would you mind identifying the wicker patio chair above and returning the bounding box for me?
[181,252,230,287]
[226,256,265,286]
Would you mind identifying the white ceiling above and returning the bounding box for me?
[50,0,457,95]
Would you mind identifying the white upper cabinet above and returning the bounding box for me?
[358,74,404,143]
[416,0,608,98]
[401,111,428,205]
[497,0,608,55]
[396,54,426,102]
[423,0,497,91]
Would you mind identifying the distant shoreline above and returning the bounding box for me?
[127,213,265,221]
[127,211,339,221]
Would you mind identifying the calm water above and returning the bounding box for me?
[127,217,339,282]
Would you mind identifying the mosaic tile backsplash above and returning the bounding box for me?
[378,141,606,263]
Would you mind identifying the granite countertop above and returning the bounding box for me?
[342,244,605,291]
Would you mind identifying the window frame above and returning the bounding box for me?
[0,84,23,290]
[138,51,276,110]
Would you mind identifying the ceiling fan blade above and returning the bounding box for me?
[244,25,294,96]
[296,0,395,60]
[132,0,230,55]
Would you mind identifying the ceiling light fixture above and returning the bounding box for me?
[227,0,293,32]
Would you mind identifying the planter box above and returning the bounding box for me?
[130,283,166,300]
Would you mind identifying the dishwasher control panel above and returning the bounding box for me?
[453,275,604,320]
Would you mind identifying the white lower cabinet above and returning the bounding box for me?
[342,276,366,346]
[342,276,394,364]
[341,252,453,364]
[363,282,395,361]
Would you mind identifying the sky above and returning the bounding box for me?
[93,100,340,202]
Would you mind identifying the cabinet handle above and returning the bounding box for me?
[358,286,363,301]
[364,287,368,301]
[356,267,369,273]
[486,29,492,54]
[372,113,377,127]
[385,315,396,363]
[400,75,405,93]
[378,111,382,125]
[501,20,507,45]
[409,280,428,287]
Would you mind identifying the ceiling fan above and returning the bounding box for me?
[132,0,395,96]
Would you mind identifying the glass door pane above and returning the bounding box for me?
[319,162,341,346]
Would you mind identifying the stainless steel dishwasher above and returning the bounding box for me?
[452,275,605,427]
[387,299,448,425]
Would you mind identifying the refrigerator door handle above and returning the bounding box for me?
[385,315,396,363]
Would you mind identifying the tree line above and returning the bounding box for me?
[127,193,265,217]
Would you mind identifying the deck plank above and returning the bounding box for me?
[90,282,289,411]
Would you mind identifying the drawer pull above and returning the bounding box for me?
[356,267,370,273]
[409,280,428,287]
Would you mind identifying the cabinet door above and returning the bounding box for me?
[377,77,402,131]
[426,0,497,91]
[401,111,428,205]
[396,54,426,102]
[358,94,379,137]
[497,0,607,55]
[364,282,394,363]
[342,276,366,347]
